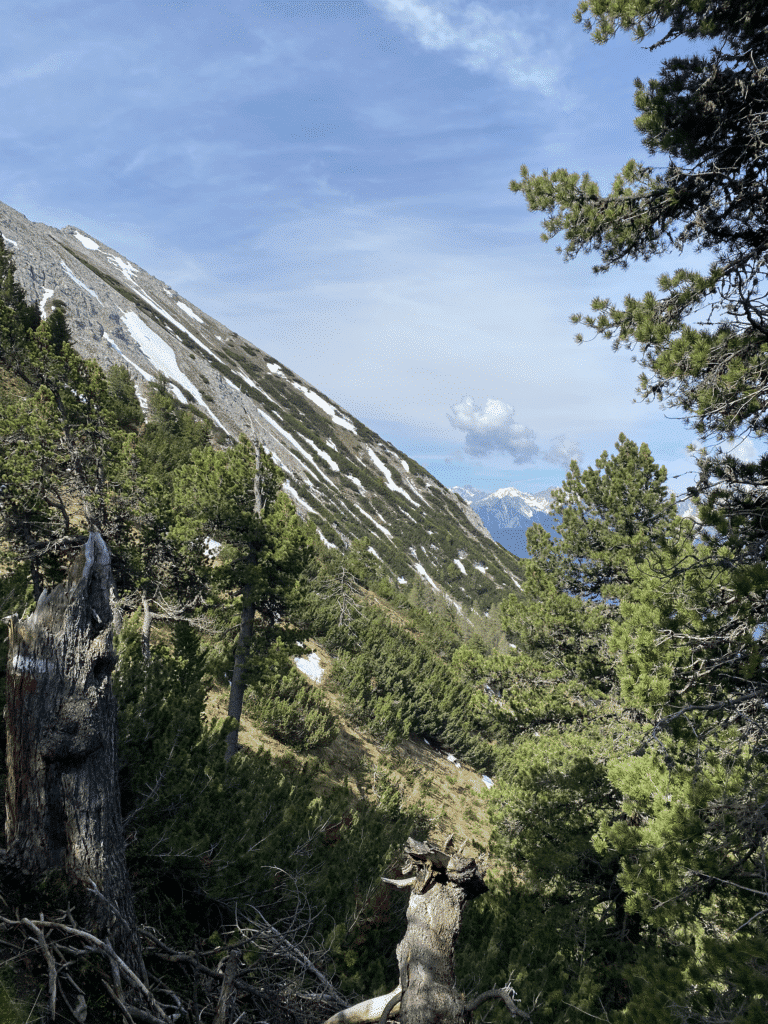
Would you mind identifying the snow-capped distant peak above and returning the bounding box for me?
[485,486,552,513]
[455,483,559,558]
[451,485,488,504]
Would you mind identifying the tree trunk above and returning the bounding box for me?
[393,838,487,1024]
[141,592,153,664]
[225,583,256,762]
[3,532,145,978]
[224,447,265,763]
[325,840,528,1024]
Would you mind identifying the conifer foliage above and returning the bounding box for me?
[171,436,316,758]
[494,2,768,1020]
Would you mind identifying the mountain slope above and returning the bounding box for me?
[0,200,521,608]
[452,484,559,558]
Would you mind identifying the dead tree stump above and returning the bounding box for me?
[324,837,528,1024]
[2,532,145,978]
[393,838,486,1024]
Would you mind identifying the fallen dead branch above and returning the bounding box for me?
[1,896,351,1024]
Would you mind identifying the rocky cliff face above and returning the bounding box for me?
[1,200,522,610]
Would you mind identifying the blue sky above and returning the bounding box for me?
[3,0,708,495]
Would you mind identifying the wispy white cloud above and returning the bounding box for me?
[541,434,583,467]
[368,0,560,92]
[448,397,581,466]
[0,50,79,88]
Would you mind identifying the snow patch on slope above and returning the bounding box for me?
[292,381,356,432]
[177,301,203,323]
[414,562,438,591]
[366,447,419,506]
[38,287,55,317]
[355,505,393,540]
[256,409,335,485]
[60,261,102,303]
[234,368,272,401]
[105,333,153,381]
[73,231,100,251]
[294,651,323,682]
[283,482,319,515]
[119,311,229,434]
[107,254,138,283]
[304,436,339,472]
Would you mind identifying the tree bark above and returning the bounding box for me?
[141,592,153,664]
[327,840,529,1024]
[393,838,487,1024]
[225,583,256,762]
[224,444,265,763]
[3,532,145,978]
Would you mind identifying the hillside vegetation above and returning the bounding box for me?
[2,2,768,1016]
[0,238,517,1021]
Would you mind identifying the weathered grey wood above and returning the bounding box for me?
[393,838,487,1024]
[323,986,401,1024]
[3,532,145,978]
[328,838,494,1024]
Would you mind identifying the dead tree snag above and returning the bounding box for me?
[389,837,487,1024]
[2,532,145,978]
[326,837,528,1024]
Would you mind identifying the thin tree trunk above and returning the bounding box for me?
[141,592,152,664]
[3,532,145,979]
[225,583,256,762]
[224,445,264,763]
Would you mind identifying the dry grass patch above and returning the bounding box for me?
[203,643,493,865]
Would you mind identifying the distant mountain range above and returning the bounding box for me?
[451,485,560,559]
[0,200,524,611]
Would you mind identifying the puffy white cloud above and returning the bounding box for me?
[448,396,581,467]
[720,435,763,464]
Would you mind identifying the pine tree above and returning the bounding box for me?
[0,236,40,332]
[509,1,768,690]
[500,434,683,707]
[171,436,312,759]
[0,278,132,594]
[483,437,685,1020]
[508,4,768,1018]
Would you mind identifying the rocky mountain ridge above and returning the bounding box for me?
[452,483,560,559]
[0,200,521,610]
